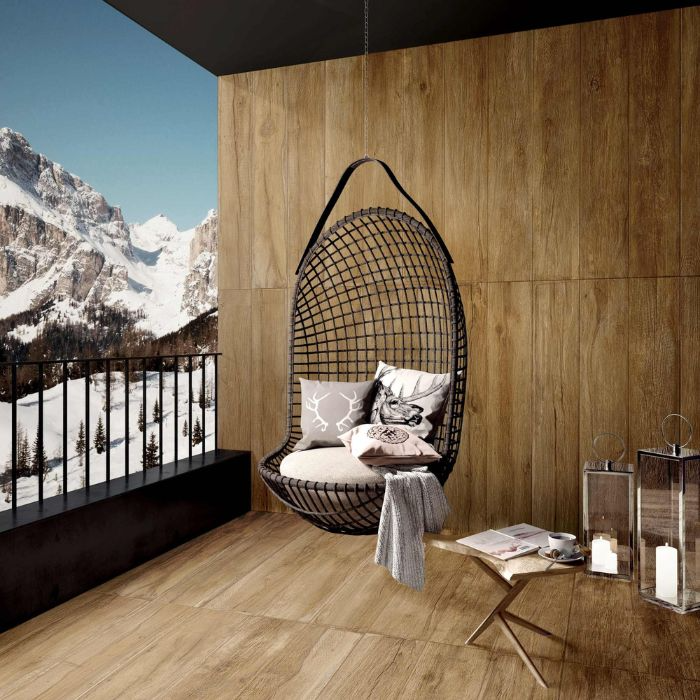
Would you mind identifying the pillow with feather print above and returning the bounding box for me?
[294,378,375,450]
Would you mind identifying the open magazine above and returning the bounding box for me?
[457,524,551,560]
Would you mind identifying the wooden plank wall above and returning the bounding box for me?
[218,8,700,534]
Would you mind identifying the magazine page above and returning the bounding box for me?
[456,530,539,560]
[497,523,550,549]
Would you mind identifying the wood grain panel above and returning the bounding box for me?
[401,44,445,233]
[560,662,689,700]
[285,62,325,278]
[629,10,680,277]
[218,290,251,454]
[318,634,425,699]
[486,282,533,527]
[444,284,488,533]
[367,50,404,210]
[487,31,532,282]
[580,18,629,278]
[532,281,579,534]
[681,7,700,275]
[219,9,691,529]
[681,277,700,446]
[251,288,288,512]
[444,38,488,283]
[251,69,287,289]
[579,279,629,480]
[218,74,252,290]
[629,277,680,459]
[6,513,699,698]
[532,25,580,281]
[324,56,364,224]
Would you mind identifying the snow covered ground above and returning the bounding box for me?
[0,362,216,511]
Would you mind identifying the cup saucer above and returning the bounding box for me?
[538,546,584,564]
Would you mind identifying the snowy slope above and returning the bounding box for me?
[0,364,216,511]
[107,214,198,336]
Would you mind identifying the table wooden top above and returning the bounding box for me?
[425,533,584,582]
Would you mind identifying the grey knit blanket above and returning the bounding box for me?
[374,467,450,591]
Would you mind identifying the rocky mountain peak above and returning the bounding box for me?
[0,128,217,339]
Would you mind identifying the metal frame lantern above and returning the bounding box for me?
[583,433,635,581]
[637,414,700,614]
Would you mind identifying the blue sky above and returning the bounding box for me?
[0,0,216,229]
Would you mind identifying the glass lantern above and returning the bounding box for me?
[638,414,700,614]
[583,433,634,580]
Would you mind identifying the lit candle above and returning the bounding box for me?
[655,543,678,602]
[591,536,611,567]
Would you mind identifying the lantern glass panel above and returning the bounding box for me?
[638,447,700,614]
[583,461,634,580]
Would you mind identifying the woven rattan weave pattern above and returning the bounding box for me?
[258,207,468,535]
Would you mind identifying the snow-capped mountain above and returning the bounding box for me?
[0,127,217,339]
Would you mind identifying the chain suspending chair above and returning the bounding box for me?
[258,158,468,535]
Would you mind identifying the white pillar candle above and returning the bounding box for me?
[606,551,618,574]
[655,543,678,601]
[591,537,611,567]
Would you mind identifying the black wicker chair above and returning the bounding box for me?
[258,158,468,535]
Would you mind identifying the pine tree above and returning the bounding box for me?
[31,427,48,479]
[142,431,159,469]
[17,426,31,477]
[94,414,106,454]
[191,417,203,447]
[152,399,161,424]
[137,403,145,433]
[75,421,86,468]
[182,419,188,437]
[0,463,11,500]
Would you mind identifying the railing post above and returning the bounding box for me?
[38,362,44,504]
[142,359,147,473]
[174,355,179,465]
[106,359,111,483]
[201,356,206,457]
[214,353,219,453]
[11,364,17,511]
[124,359,130,478]
[62,361,68,496]
[85,359,90,489]
[188,356,193,462]
[158,357,163,469]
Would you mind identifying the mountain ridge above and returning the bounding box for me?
[0,127,217,341]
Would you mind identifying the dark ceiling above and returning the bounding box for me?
[105,1,697,76]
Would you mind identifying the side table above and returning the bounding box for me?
[426,533,583,689]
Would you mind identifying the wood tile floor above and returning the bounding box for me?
[1,512,699,699]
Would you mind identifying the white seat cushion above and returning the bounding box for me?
[280,447,385,485]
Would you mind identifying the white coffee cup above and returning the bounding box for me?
[548,532,577,556]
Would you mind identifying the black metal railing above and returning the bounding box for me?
[0,353,220,511]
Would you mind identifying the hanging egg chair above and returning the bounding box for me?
[257,157,468,535]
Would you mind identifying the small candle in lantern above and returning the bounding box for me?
[591,536,611,568]
[655,543,678,602]
[606,551,618,574]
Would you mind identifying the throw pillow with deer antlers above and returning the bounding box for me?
[370,361,451,440]
[295,378,375,450]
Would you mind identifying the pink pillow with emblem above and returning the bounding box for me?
[339,424,441,466]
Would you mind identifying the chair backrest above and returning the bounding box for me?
[287,206,468,484]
